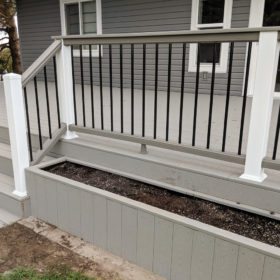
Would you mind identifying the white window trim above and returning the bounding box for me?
[60,0,102,57]
[188,0,233,73]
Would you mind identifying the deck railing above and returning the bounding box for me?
[56,28,280,177]
[3,27,280,196]
[3,40,67,196]
[65,35,252,158]
[273,106,280,161]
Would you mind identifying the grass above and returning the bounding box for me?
[0,265,98,280]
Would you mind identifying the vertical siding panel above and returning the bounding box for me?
[80,191,94,243]
[137,210,155,271]
[35,175,48,221]
[67,187,81,237]
[121,205,138,263]
[93,195,107,250]
[262,256,280,280]
[153,217,173,279]
[170,224,194,280]
[107,200,122,256]
[26,172,38,217]
[236,247,265,280]
[57,183,70,232]
[190,231,215,280]
[212,238,239,280]
[45,179,58,226]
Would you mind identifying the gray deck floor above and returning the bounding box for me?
[0,81,279,159]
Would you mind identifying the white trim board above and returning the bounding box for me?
[188,0,233,73]
[60,0,102,57]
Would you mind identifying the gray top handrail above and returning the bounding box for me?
[53,27,280,45]
[22,40,62,88]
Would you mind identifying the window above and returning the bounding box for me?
[263,0,280,92]
[198,0,225,24]
[60,0,102,56]
[188,0,233,73]
[199,43,221,64]
[263,0,280,27]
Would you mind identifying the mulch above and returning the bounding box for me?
[45,161,280,248]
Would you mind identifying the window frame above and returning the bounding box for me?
[262,0,280,98]
[247,0,280,98]
[188,0,233,73]
[60,0,102,57]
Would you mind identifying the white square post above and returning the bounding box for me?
[3,74,29,197]
[55,40,78,139]
[247,0,266,96]
[240,31,279,182]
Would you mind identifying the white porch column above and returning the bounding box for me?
[247,0,266,96]
[249,0,265,27]
[240,31,279,182]
[3,74,29,197]
[56,40,78,139]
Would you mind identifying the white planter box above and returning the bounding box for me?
[26,157,280,280]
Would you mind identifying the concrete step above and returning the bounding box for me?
[0,172,30,218]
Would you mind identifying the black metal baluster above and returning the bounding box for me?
[120,44,124,133]
[71,45,77,125]
[43,66,52,139]
[154,43,159,139]
[109,44,114,131]
[273,105,280,160]
[53,56,61,129]
[238,42,252,155]
[166,43,172,142]
[99,45,104,130]
[80,45,86,127]
[34,76,43,150]
[179,43,186,144]
[89,45,95,128]
[24,87,33,162]
[206,43,217,149]
[222,42,234,152]
[142,44,146,137]
[131,44,134,135]
[192,44,201,146]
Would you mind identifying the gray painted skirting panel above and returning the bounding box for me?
[26,161,280,280]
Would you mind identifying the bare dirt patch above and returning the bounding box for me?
[0,223,116,279]
[45,161,280,248]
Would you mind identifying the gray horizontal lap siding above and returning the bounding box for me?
[16,0,62,70]
[17,0,251,96]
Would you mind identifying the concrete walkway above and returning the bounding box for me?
[18,217,164,280]
[0,81,279,159]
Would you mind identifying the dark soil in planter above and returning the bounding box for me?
[45,161,280,248]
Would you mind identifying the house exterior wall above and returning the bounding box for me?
[16,0,62,70]
[16,0,251,95]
